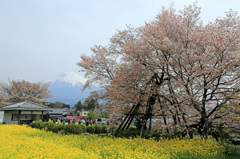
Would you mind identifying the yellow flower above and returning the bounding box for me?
[0,125,224,159]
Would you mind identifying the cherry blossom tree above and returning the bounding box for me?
[77,2,240,138]
[0,79,52,105]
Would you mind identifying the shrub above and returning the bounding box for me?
[221,139,240,157]
[150,129,162,140]
[29,122,34,128]
[87,125,95,134]
[116,129,139,138]
[102,125,108,133]
[44,122,55,131]
[39,122,47,130]
[30,121,42,128]
[116,129,151,138]
[95,124,102,134]
[110,124,118,133]
[52,124,65,133]
[129,125,137,130]
[159,125,184,139]
[64,124,83,135]
[79,124,87,133]
[29,121,49,130]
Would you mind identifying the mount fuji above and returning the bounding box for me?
[43,71,99,107]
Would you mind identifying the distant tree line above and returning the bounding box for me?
[74,99,98,112]
[43,101,70,109]
[73,99,109,119]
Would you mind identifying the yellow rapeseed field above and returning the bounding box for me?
[0,124,224,159]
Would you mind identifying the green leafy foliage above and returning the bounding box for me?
[84,99,98,111]
[79,124,87,133]
[221,139,240,157]
[87,125,95,134]
[86,109,99,121]
[109,124,118,133]
[39,122,47,130]
[129,125,137,130]
[102,125,108,133]
[73,100,83,115]
[29,121,42,129]
[44,122,55,131]
[116,129,151,139]
[95,124,102,134]
[64,124,83,135]
[52,124,64,133]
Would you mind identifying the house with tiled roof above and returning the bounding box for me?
[0,101,51,124]
[47,108,72,118]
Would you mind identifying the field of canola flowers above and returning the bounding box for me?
[0,124,225,159]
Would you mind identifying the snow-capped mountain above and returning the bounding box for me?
[44,71,87,87]
[43,71,99,107]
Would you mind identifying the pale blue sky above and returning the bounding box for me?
[0,0,239,82]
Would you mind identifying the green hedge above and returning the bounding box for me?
[79,124,87,133]
[64,124,83,135]
[52,124,64,133]
[95,125,102,134]
[109,124,118,133]
[44,122,55,131]
[39,122,47,130]
[116,129,151,139]
[102,125,108,133]
[29,121,42,129]
[129,125,137,130]
[30,121,113,135]
[87,125,95,134]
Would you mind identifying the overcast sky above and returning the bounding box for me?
[0,0,239,83]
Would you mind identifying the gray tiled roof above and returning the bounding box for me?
[48,108,71,117]
[0,101,51,111]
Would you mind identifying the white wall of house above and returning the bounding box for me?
[21,110,31,114]
[80,111,88,116]
[3,111,41,124]
[0,111,3,123]
[4,111,18,124]
[32,111,43,114]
